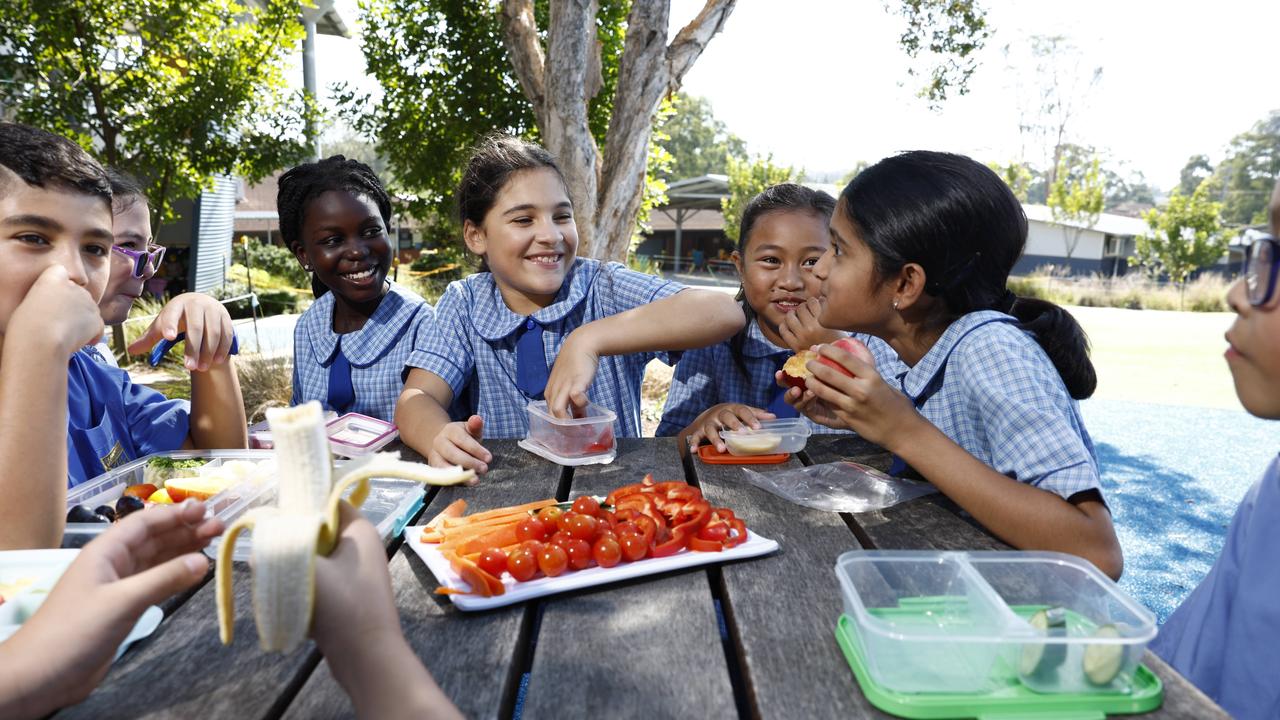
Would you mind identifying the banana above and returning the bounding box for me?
[216,401,476,651]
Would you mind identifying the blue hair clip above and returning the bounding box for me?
[149,332,240,367]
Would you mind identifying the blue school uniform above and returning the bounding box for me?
[656,318,855,437]
[872,310,1101,500]
[291,281,432,423]
[406,258,683,438]
[1151,454,1280,720]
[66,350,189,487]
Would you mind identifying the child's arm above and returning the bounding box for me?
[0,500,220,718]
[544,289,746,416]
[793,344,1124,579]
[396,368,491,474]
[127,293,247,449]
[0,266,103,549]
[312,503,463,720]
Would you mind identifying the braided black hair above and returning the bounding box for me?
[457,134,567,273]
[0,122,111,208]
[277,155,393,297]
[727,183,836,378]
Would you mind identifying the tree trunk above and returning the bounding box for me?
[502,0,736,262]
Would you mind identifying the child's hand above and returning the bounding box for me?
[686,403,775,453]
[789,343,920,447]
[0,501,220,717]
[543,332,599,418]
[777,297,844,353]
[311,502,399,662]
[429,415,491,474]
[127,292,235,372]
[10,264,104,356]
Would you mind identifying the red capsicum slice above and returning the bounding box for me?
[650,500,711,557]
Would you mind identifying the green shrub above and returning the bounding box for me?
[236,238,309,288]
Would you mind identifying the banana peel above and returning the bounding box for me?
[216,402,476,652]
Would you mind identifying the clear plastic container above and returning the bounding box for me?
[326,413,399,457]
[835,550,1156,695]
[526,401,617,459]
[62,451,276,548]
[718,418,811,456]
[205,473,425,562]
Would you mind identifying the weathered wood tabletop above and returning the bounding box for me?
[56,436,1227,719]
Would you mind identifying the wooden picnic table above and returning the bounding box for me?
[57,436,1226,719]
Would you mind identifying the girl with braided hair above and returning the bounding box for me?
[280,155,433,423]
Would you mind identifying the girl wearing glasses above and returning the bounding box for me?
[1150,182,1280,720]
[63,168,247,486]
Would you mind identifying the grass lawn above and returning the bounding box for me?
[1072,305,1238,410]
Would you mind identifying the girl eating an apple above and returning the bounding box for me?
[785,152,1123,579]
[658,184,876,451]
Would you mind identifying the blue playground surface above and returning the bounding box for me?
[1080,397,1279,623]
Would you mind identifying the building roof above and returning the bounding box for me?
[649,208,725,232]
[1022,203,1149,237]
[660,175,842,212]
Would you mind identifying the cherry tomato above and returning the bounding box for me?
[556,511,577,534]
[520,539,545,556]
[565,539,593,570]
[539,507,563,526]
[566,514,598,541]
[516,517,547,543]
[595,529,617,545]
[618,530,647,562]
[537,545,569,577]
[549,530,574,548]
[592,537,622,568]
[507,549,537,582]
[571,496,601,517]
[477,547,508,577]
[613,520,638,537]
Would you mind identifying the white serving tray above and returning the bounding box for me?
[404,524,779,611]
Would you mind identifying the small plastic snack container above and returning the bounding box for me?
[835,550,1156,696]
[525,401,617,459]
[326,413,399,457]
[63,450,276,548]
[718,418,811,456]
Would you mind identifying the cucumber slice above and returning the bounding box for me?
[1018,606,1068,678]
[1082,624,1126,685]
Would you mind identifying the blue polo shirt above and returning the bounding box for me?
[1151,454,1280,720]
[406,258,683,438]
[291,281,432,423]
[66,350,189,487]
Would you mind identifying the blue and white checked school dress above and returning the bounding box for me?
[291,281,433,423]
[405,258,683,439]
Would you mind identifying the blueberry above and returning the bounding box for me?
[114,495,145,520]
[94,505,117,522]
[66,505,107,523]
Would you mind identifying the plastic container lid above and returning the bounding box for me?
[326,413,399,457]
[518,438,617,466]
[525,400,617,459]
[835,550,1157,697]
[718,418,812,456]
[696,444,790,465]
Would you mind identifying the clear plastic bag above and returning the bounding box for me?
[740,461,936,513]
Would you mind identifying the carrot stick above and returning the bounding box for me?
[427,499,467,528]
[458,524,520,555]
[446,498,556,525]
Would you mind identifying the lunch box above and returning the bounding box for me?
[525,401,617,460]
[718,418,812,456]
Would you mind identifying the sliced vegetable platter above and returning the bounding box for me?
[405,477,780,611]
[407,525,776,611]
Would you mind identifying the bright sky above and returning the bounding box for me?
[312,0,1280,191]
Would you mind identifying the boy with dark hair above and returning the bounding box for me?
[0,122,246,549]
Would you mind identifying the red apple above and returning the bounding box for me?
[782,338,875,391]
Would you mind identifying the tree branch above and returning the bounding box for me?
[500,0,548,128]
[666,0,735,88]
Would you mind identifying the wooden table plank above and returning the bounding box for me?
[279,439,566,720]
[690,446,891,719]
[520,438,737,720]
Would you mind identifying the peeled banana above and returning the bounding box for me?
[216,401,475,651]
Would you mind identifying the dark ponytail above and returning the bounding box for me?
[840,151,1096,399]
[727,183,836,376]
[277,155,393,299]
